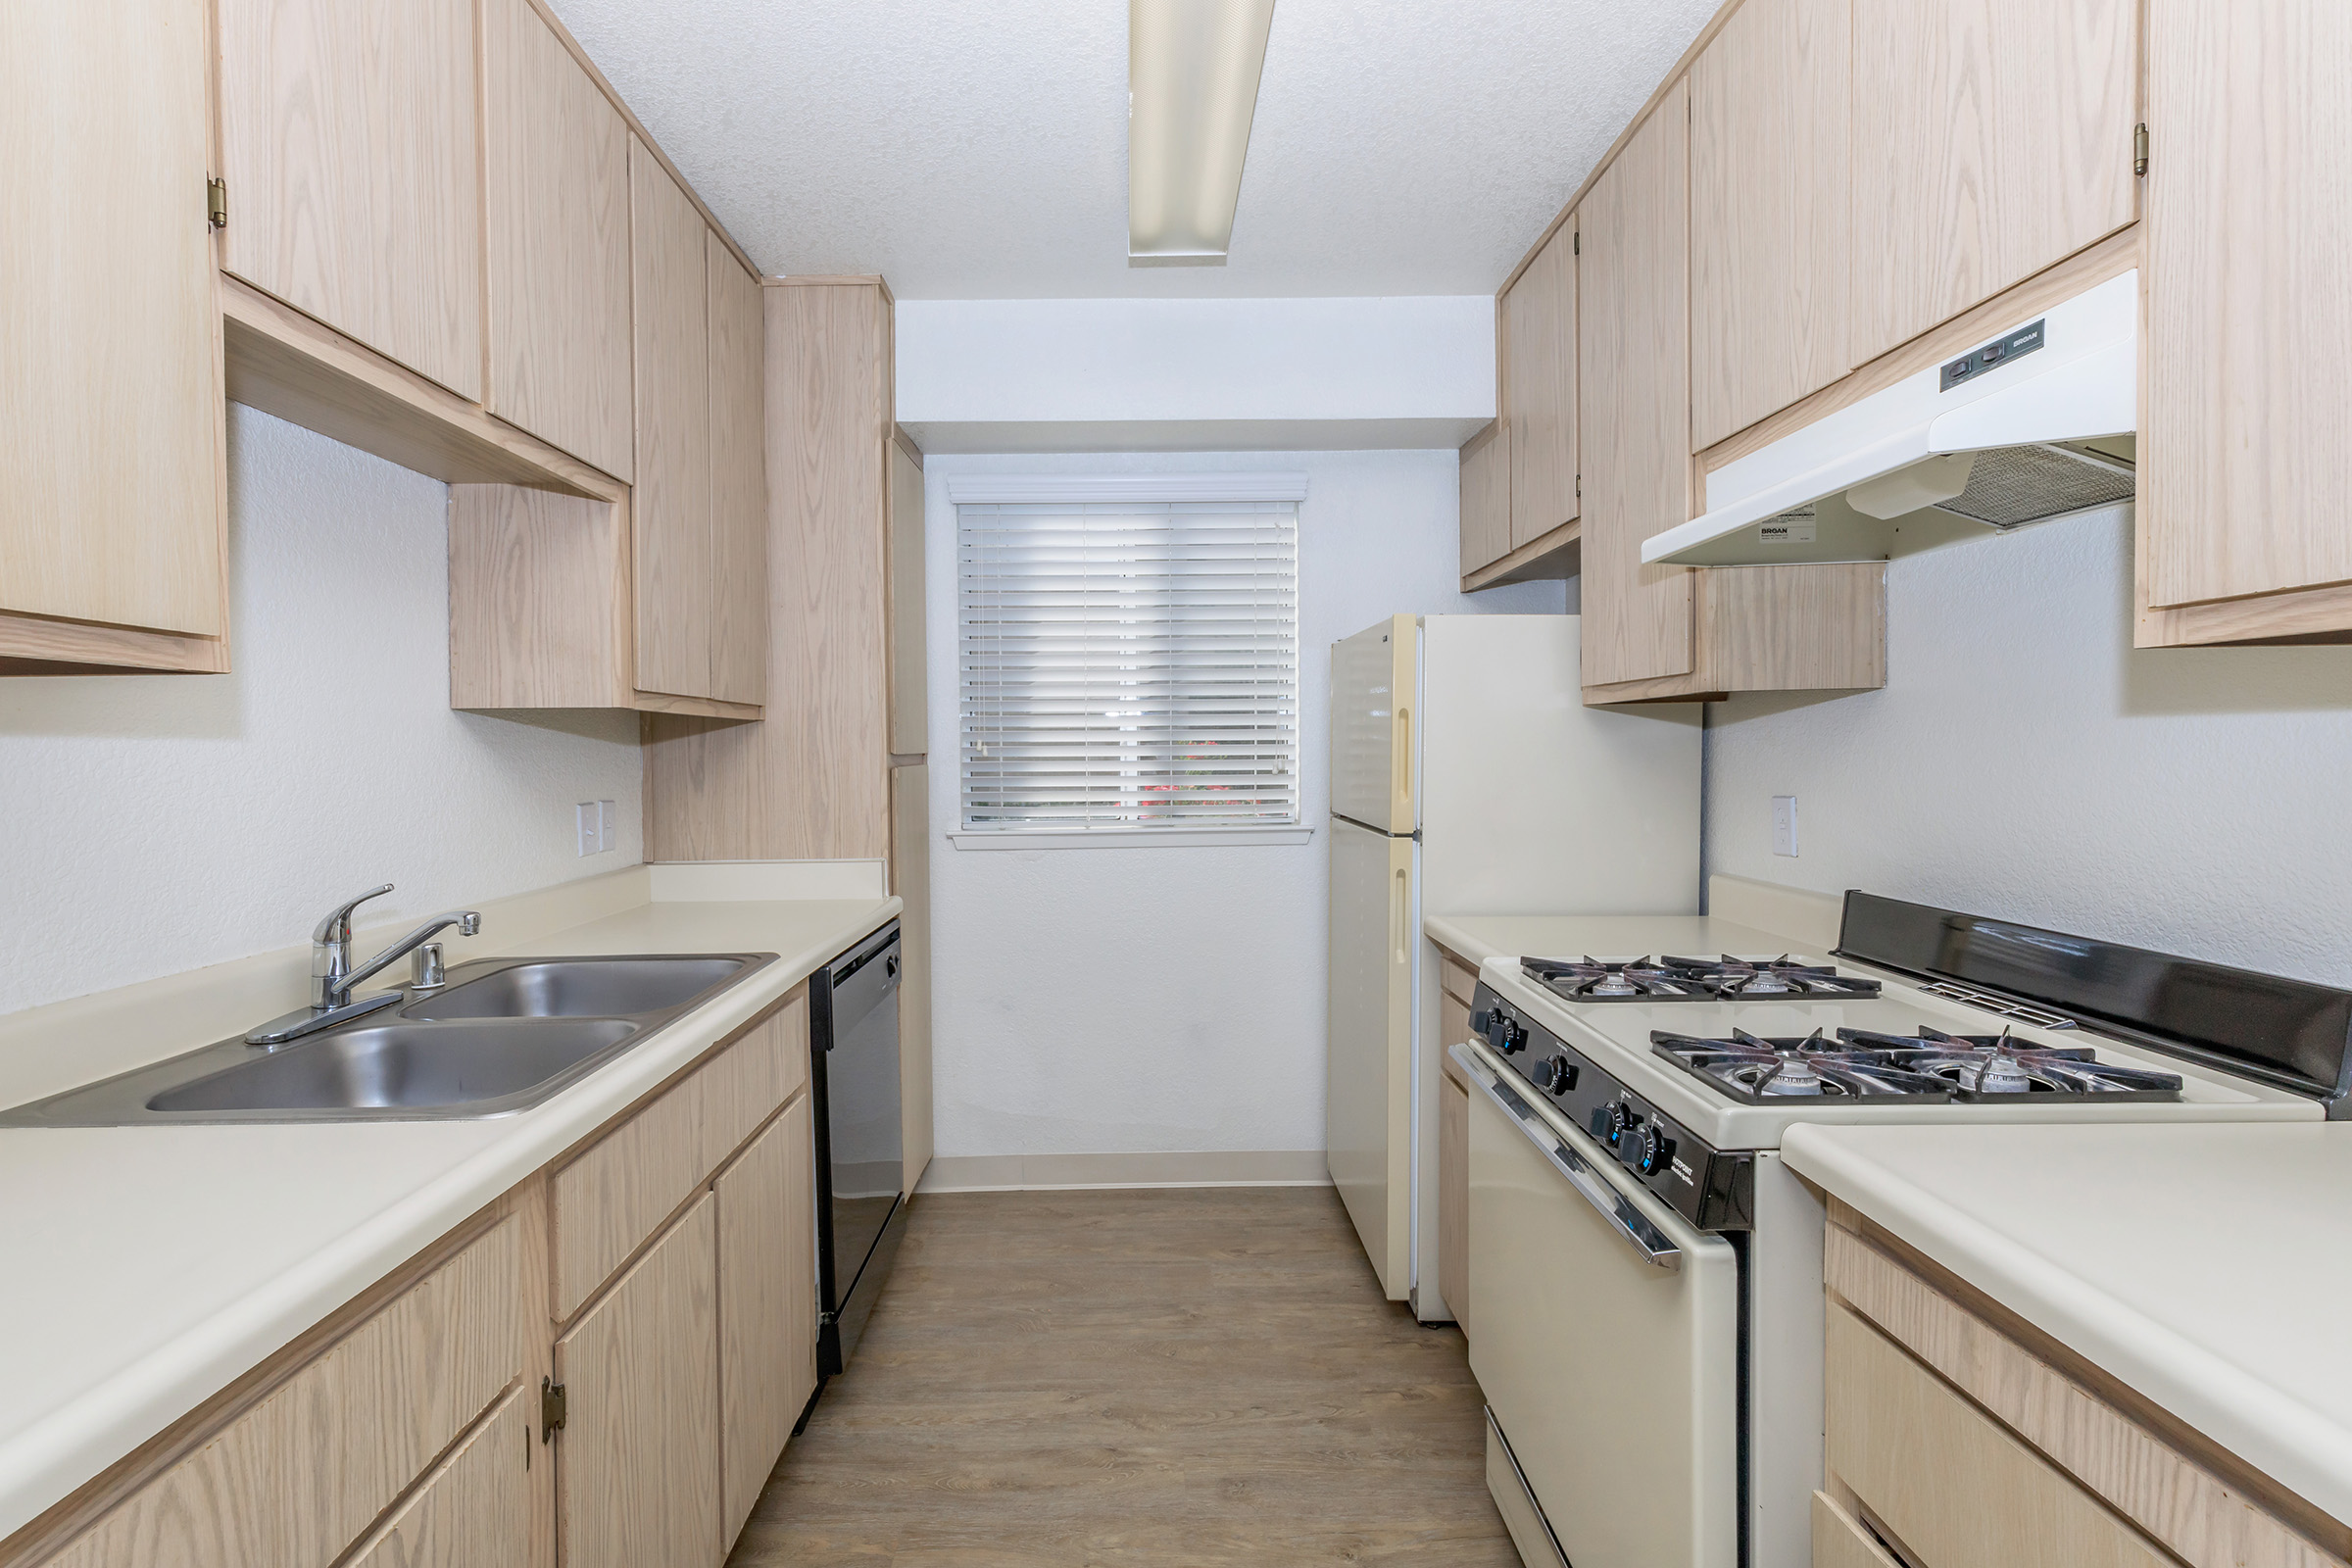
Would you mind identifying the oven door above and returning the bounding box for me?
[1457,1043,1739,1568]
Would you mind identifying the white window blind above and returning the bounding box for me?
[957,496,1299,833]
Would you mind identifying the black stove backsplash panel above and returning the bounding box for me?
[1837,891,2352,1106]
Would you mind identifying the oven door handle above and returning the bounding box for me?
[1454,1043,1683,1271]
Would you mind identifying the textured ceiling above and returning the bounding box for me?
[543,0,1721,299]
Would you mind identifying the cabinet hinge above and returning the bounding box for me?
[1572,230,1580,257]
[1574,472,1582,499]
[206,177,227,230]
[2133,122,2148,178]
[540,1377,567,1442]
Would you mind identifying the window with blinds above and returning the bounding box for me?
[957,496,1299,833]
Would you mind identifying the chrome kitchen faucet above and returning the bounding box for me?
[245,884,481,1048]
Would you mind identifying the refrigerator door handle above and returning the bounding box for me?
[1393,867,1410,964]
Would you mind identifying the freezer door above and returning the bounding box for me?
[1329,614,1417,833]
[1327,815,1414,1298]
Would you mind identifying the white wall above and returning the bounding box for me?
[897,295,1495,453]
[923,449,1563,1163]
[1705,507,2352,987]
[0,407,644,1017]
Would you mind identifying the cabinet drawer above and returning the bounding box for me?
[48,1217,526,1568]
[552,994,806,1317]
[1826,1302,2174,1568]
[1812,1491,1900,1568]
[1440,952,1479,1007]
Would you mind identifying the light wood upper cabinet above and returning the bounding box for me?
[555,1194,723,1568]
[483,0,633,481]
[218,0,483,399]
[1458,418,1511,577]
[715,1095,818,1549]
[631,138,717,702]
[886,436,929,756]
[1849,0,2139,367]
[710,238,770,707]
[1690,0,1852,450]
[1578,88,1696,690]
[2,0,226,666]
[1502,223,1579,550]
[2138,0,2352,640]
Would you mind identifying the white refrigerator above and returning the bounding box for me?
[1326,614,1701,1316]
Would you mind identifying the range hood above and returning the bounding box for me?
[1644,270,2138,566]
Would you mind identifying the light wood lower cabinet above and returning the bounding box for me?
[40,1215,529,1568]
[557,1194,722,1568]
[1824,1211,2351,1568]
[716,1095,820,1547]
[551,994,804,1318]
[1439,1069,1470,1333]
[2,0,228,673]
[345,1384,536,1568]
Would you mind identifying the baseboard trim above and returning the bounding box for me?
[916,1150,1331,1194]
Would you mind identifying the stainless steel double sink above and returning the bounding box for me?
[0,954,773,1127]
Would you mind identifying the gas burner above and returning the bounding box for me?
[1520,956,1701,1001]
[1649,1027,1955,1104]
[1836,1026,2184,1102]
[1522,954,1883,1004]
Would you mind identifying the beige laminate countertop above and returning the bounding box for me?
[1783,1120,2352,1533]
[0,879,897,1544]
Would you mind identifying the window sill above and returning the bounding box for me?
[949,827,1315,851]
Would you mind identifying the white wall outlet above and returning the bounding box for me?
[1771,795,1799,858]
[576,802,599,858]
[597,800,616,854]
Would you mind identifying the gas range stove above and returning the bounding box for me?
[1463,896,2337,1229]
[1649,1025,2186,1104]
[1524,954,1882,1003]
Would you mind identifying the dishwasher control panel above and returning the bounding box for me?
[1470,984,1752,1231]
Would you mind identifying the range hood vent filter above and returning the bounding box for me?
[1931,442,2135,528]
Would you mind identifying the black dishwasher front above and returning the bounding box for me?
[810,920,905,1377]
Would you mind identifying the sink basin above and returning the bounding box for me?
[403,956,744,1021]
[146,1019,639,1114]
[0,950,774,1126]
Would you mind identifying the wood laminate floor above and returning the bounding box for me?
[727,1186,1518,1566]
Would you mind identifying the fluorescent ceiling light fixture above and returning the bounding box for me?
[1128,0,1276,266]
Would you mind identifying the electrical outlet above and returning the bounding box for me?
[597,800,616,854]
[1771,796,1799,858]
[576,802,598,858]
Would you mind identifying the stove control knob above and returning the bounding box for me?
[1496,1015,1529,1054]
[1538,1056,1579,1096]
[1637,1123,1677,1178]
[1604,1102,1637,1148]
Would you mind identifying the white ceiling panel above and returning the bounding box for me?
[543,0,1722,298]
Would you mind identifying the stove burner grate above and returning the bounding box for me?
[1649,1023,2184,1104]
[1522,954,1883,1004]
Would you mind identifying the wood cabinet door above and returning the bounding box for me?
[892,762,933,1193]
[1439,1069,1469,1332]
[2,0,223,638]
[344,1385,536,1568]
[709,235,769,706]
[482,0,633,480]
[630,138,716,700]
[714,1095,819,1549]
[2142,0,2352,611]
[1578,86,1696,690]
[1849,0,2139,366]
[886,438,929,756]
[1502,223,1578,549]
[556,1193,722,1568]
[1457,419,1511,577]
[1690,0,1852,450]
[218,0,483,399]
